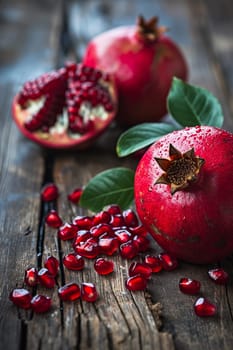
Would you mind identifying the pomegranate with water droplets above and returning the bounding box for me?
[135,126,233,264]
[12,63,117,149]
[179,278,201,295]
[83,16,187,126]
[30,295,52,313]
[194,297,216,317]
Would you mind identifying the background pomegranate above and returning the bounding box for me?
[134,126,233,264]
[83,16,188,126]
[12,63,117,149]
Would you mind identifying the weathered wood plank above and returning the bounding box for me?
[0,0,63,349]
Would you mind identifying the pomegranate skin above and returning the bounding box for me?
[83,22,188,126]
[134,126,233,264]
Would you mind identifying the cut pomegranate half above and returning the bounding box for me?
[12,63,117,149]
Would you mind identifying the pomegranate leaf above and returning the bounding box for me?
[116,123,177,157]
[167,77,223,128]
[80,167,134,212]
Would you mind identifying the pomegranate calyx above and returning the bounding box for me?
[137,15,167,42]
[155,144,205,194]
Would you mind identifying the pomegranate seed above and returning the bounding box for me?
[125,275,147,291]
[75,238,99,259]
[119,240,138,259]
[90,223,113,237]
[38,268,56,288]
[129,225,148,237]
[208,268,229,285]
[73,230,91,248]
[24,267,38,286]
[30,295,51,313]
[106,204,122,215]
[110,214,125,228]
[81,282,98,302]
[67,187,83,204]
[133,235,150,252]
[94,258,114,275]
[179,278,201,294]
[72,215,93,229]
[45,210,63,228]
[114,228,132,243]
[58,283,81,301]
[158,252,178,271]
[194,297,217,317]
[144,255,163,273]
[98,237,119,256]
[41,183,59,201]
[122,209,139,227]
[58,223,77,240]
[92,211,111,225]
[9,288,32,309]
[129,262,152,279]
[63,253,85,271]
[44,256,59,277]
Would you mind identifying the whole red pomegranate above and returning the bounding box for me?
[12,63,117,149]
[134,126,233,264]
[83,16,188,126]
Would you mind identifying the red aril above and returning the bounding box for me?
[158,253,178,271]
[68,188,83,204]
[30,295,51,313]
[41,183,59,202]
[90,223,113,237]
[73,215,93,230]
[94,258,114,275]
[109,214,125,228]
[133,235,150,252]
[92,211,111,225]
[73,230,91,247]
[58,283,81,301]
[144,255,163,273]
[58,223,77,240]
[75,238,99,259]
[128,262,152,279]
[135,126,233,264]
[44,256,59,277]
[98,237,119,256]
[122,209,139,227]
[83,16,187,126]
[105,204,122,215]
[24,267,38,287]
[9,288,32,309]
[63,253,85,271]
[119,240,138,259]
[208,268,229,285]
[38,268,56,288]
[45,210,63,228]
[81,282,98,302]
[179,278,201,295]
[125,275,148,291]
[194,297,216,317]
[114,228,132,243]
[12,63,117,149]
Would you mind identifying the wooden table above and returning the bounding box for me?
[1,0,233,349]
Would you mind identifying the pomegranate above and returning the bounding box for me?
[12,63,117,149]
[83,16,187,126]
[134,126,233,264]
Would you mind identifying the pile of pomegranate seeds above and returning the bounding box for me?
[9,199,229,319]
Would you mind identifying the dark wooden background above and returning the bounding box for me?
[0,0,233,349]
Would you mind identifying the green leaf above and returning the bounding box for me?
[167,77,224,128]
[116,122,177,157]
[80,167,135,212]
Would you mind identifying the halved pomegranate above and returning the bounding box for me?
[12,63,117,149]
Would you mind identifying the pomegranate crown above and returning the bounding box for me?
[137,15,167,41]
[154,144,205,194]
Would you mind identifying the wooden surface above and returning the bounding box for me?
[0,0,233,349]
